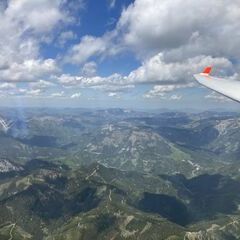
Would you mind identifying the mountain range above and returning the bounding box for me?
[1,108,240,239]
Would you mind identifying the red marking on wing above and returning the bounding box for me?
[202,66,212,75]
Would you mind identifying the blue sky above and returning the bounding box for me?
[0,0,240,110]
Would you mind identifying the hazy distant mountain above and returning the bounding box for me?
[0,108,239,177]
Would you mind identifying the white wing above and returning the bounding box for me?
[194,67,240,103]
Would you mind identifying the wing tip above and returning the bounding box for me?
[202,66,212,75]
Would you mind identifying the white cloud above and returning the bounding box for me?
[25,89,42,96]
[117,0,240,60]
[6,0,65,34]
[94,84,134,92]
[51,91,65,97]
[205,91,231,102]
[63,0,239,97]
[57,53,232,95]
[108,92,121,99]
[57,73,124,88]
[108,0,116,9]
[81,62,97,77]
[6,87,44,97]
[65,31,122,64]
[56,71,135,94]
[0,83,16,90]
[170,94,182,101]
[58,31,77,46]
[1,0,239,101]
[128,54,233,85]
[0,79,56,98]
[70,92,81,98]
[30,80,56,89]
[144,85,180,98]
[108,92,117,97]
[67,0,240,65]
[0,0,83,85]
[144,86,183,100]
[0,59,59,82]
[65,35,108,64]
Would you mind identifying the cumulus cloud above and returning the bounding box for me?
[67,0,240,64]
[65,35,108,64]
[55,70,135,94]
[205,91,231,102]
[0,83,16,90]
[144,85,181,98]
[30,80,56,89]
[0,0,73,87]
[81,62,97,77]
[144,86,183,100]
[117,0,240,60]
[6,0,65,34]
[56,53,232,96]
[1,0,240,101]
[108,92,121,98]
[25,89,42,97]
[70,92,81,98]
[63,0,240,100]
[170,94,182,101]
[0,59,59,82]
[57,73,123,88]
[58,31,77,46]
[51,91,65,97]
[128,54,233,85]
[95,84,134,93]
[5,87,44,97]
[108,92,118,97]
[0,0,67,60]
[65,31,122,64]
